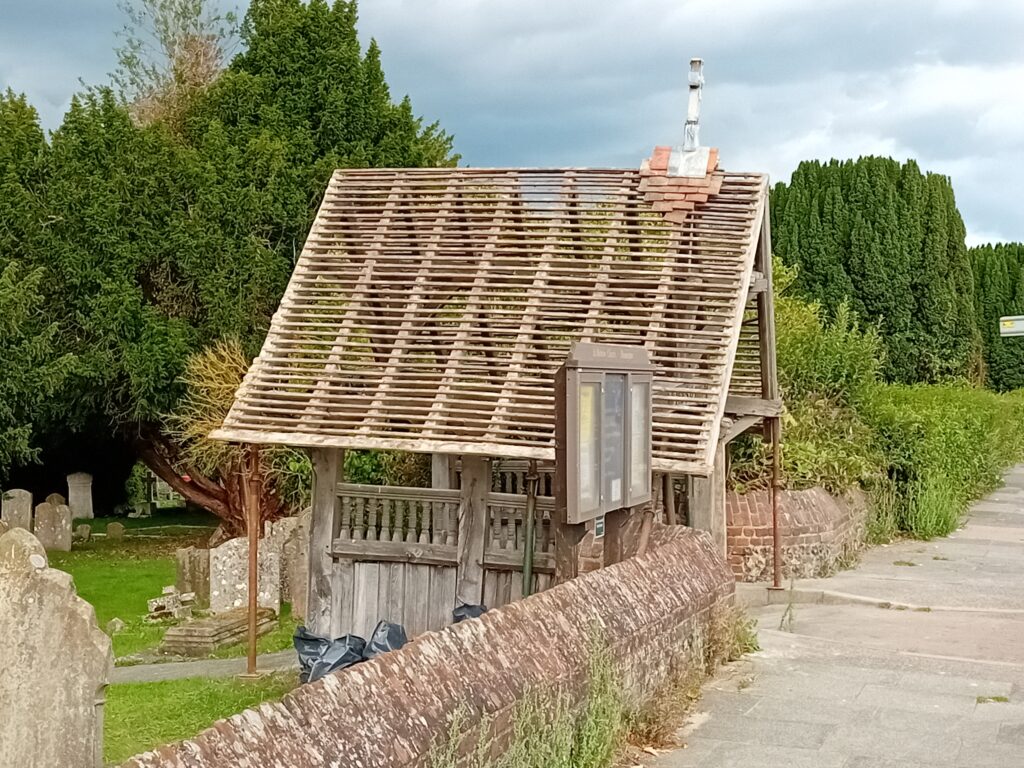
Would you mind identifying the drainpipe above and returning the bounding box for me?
[521,460,539,597]
[771,417,782,589]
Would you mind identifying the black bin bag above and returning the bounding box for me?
[362,620,408,660]
[294,625,367,683]
[452,603,487,623]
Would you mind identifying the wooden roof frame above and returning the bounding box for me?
[212,166,778,476]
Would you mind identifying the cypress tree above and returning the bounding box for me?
[772,156,979,384]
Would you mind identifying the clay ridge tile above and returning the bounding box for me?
[639,145,723,225]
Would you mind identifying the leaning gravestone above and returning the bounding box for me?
[0,528,112,768]
[1,489,32,532]
[209,536,281,614]
[176,546,211,609]
[67,473,94,520]
[34,502,72,552]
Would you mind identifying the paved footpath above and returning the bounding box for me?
[655,465,1024,768]
[111,649,296,684]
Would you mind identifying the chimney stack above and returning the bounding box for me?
[669,57,712,177]
[683,57,704,152]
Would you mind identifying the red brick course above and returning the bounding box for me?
[726,487,868,582]
[123,526,734,768]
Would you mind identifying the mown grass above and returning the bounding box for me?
[47,533,199,658]
[104,671,298,765]
[208,603,301,659]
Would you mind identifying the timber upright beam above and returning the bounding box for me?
[554,365,586,582]
[688,441,727,559]
[755,201,783,589]
[307,448,342,637]
[455,455,489,606]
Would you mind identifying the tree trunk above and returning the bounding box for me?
[134,426,284,539]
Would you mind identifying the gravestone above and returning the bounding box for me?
[34,502,72,552]
[67,473,94,520]
[0,519,8,536]
[175,546,211,609]
[209,536,281,614]
[0,528,112,767]
[106,522,125,541]
[74,524,92,542]
[46,492,66,507]
[285,508,311,619]
[1,489,32,532]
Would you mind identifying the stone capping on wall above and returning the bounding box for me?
[726,486,869,582]
[122,526,734,768]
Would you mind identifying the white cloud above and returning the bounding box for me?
[2,0,1023,242]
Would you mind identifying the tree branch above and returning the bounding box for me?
[136,433,230,519]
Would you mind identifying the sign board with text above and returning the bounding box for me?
[558,343,654,524]
[1000,316,1024,337]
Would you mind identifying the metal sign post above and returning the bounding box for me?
[1000,316,1024,337]
[554,343,654,582]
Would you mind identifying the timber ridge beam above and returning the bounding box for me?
[724,395,783,418]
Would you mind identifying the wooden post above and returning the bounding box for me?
[455,455,489,606]
[244,447,260,676]
[307,448,341,637]
[431,454,452,489]
[554,365,586,582]
[602,507,629,567]
[689,442,727,559]
[663,473,677,525]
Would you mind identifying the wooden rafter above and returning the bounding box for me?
[213,168,770,475]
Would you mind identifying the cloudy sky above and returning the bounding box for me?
[2,0,1022,243]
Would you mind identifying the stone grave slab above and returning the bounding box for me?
[0,528,112,767]
[209,536,281,614]
[1,489,32,532]
[160,607,276,656]
[67,472,94,520]
[34,502,72,552]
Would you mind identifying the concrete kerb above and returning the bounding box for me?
[735,582,1024,615]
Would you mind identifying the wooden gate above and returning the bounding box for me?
[328,484,461,638]
[326,482,556,638]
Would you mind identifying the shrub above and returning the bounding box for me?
[859,384,1024,537]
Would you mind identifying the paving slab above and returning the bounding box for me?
[652,465,1024,768]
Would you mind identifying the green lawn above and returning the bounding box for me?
[49,512,299,661]
[209,603,301,659]
[48,512,216,658]
[104,672,298,765]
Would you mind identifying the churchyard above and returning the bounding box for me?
[1,476,304,763]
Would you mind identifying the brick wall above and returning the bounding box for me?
[122,526,734,768]
[726,487,868,582]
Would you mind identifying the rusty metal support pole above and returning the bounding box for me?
[244,446,261,676]
[770,416,782,590]
[521,460,539,597]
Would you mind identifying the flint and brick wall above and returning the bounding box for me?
[727,487,868,582]
[123,526,734,768]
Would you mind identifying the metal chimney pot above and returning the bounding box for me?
[684,58,704,152]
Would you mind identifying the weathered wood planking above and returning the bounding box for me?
[212,167,770,475]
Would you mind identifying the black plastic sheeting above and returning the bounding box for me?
[363,620,408,660]
[294,621,409,683]
[452,603,487,623]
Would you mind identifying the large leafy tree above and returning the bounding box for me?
[0,93,72,480]
[771,157,980,384]
[12,0,455,531]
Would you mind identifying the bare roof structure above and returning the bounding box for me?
[212,149,773,475]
